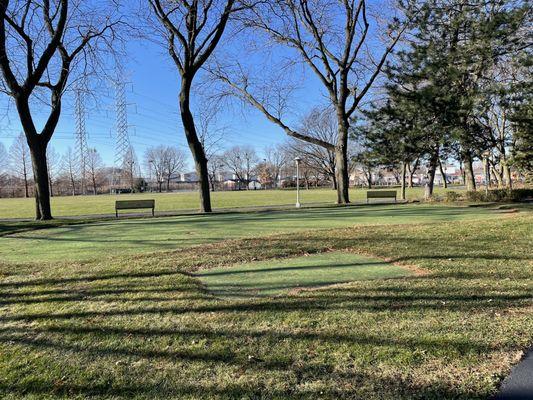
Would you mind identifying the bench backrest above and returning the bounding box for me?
[366,190,397,198]
[115,200,155,210]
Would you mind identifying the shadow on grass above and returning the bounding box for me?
[0,370,487,400]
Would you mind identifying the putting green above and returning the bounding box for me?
[195,251,413,298]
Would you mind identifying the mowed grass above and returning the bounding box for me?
[0,208,531,399]
[196,252,414,298]
[0,205,533,400]
[0,204,502,263]
[0,186,458,219]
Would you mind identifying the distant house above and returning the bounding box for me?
[179,172,198,183]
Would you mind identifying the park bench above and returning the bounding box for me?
[366,190,397,204]
[115,199,155,218]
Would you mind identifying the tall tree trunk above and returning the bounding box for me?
[503,161,512,190]
[491,165,503,188]
[179,79,212,212]
[400,161,407,201]
[334,115,350,204]
[166,177,171,192]
[23,169,29,198]
[366,170,372,189]
[331,173,337,190]
[29,144,52,220]
[408,158,419,188]
[462,150,476,191]
[92,176,97,195]
[438,159,448,188]
[425,150,439,200]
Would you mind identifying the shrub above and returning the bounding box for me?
[465,188,533,202]
[445,191,462,202]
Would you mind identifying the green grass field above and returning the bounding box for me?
[0,203,531,399]
[0,204,499,263]
[0,186,457,219]
[196,251,414,298]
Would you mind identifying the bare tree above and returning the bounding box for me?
[212,0,416,204]
[86,147,103,195]
[123,145,138,191]
[207,154,225,191]
[0,141,8,177]
[46,145,60,196]
[264,144,289,188]
[162,147,186,191]
[145,146,166,192]
[9,133,32,197]
[147,0,246,212]
[222,145,258,189]
[287,108,338,189]
[61,147,77,196]
[0,0,123,219]
[145,145,186,192]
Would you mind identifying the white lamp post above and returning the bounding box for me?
[294,157,302,208]
[482,150,491,195]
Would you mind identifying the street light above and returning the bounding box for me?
[482,150,491,195]
[294,157,302,208]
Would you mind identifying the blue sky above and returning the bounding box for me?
[0,0,396,171]
[0,37,324,171]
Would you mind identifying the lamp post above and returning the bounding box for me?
[294,157,302,208]
[482,150,491,195]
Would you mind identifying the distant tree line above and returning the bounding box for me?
[0,0,530,218]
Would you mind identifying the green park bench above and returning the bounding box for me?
[366,190,397,204]
[115,199,155,218]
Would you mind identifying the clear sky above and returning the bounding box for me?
[0,0,394,172]
[0,36,325,172]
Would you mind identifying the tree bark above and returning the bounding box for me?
[491,164,503,188]
[503,161,512,190]
[462,151,476,191]
[179,79,212,212]
[400,161,407,200]
[424,150,439,200]
[29,143,52,220]
[438,159,448,188]
[366,170,372,189]
[331,173,337,190]
[23,167,29,198]
[334,115,350,204]
[408,158,419,188]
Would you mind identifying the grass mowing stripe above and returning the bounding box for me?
[0,204,501,263]
[195,251,413,298]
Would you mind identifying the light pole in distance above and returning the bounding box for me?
[294,157,302,208]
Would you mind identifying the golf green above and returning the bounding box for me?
[195,251,413,298]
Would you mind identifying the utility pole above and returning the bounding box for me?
[75,89,88,195]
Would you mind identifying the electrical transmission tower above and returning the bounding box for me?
[74,89,88,195]
[112,77,133,191]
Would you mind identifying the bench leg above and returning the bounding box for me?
[152,208,155,217]
[116,210,118,218]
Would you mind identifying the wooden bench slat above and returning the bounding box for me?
[366,190,397,203]
[115,200,155,217]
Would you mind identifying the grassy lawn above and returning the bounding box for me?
[0,204,531,399]
[0,186,458,219]
[0,203,501,263]
[196,252,414,298]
